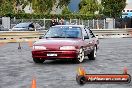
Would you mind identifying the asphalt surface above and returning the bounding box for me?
[0,38,132,88]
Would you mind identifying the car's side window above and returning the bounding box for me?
[86,28,95,38]
[89,29,95,38]
[82,28,89,39]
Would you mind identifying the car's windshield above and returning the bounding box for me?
[44,27,82,38]
[14,23,30,28]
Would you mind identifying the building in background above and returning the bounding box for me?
[122,0,132,18]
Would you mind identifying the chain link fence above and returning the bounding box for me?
[1,17,131,31]
[10,18,110,30]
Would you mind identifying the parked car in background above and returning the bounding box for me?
[11,22,44,31]
[32,25,99,64]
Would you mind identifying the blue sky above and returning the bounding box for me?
[127,0,132,3]
[68,0,80,12]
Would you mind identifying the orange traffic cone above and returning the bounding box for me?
[31,77,37,88]
[123,67,128,74]
[28,41,33,48]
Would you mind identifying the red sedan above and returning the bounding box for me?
[32,25,99,63]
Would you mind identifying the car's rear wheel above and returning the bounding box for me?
[73,48,85,63]
[88,46,97,60]
[33,58,45,63]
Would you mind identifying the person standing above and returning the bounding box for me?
[59,18,65,25]
[50,18,58,27]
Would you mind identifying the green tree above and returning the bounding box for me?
[101,0,126,18]
[0,0,29,14]
[57,0,71,8]
[0,0,71,15]
[79,0,100,15]
[32,0,71,14]
[62,6,71,14]
[32,0,56,14]
[0,0,14,15]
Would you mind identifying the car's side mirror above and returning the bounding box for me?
[85,26,90,29]
[84,36,89,39]
[39,36,44,39]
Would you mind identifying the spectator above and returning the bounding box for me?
[54,19,59,25]
[29,23,35,31]
[59,18,65,25]
[29,23,35,28]
[50,18,58,27]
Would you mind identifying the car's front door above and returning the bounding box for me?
[82,28,91,55]
[85,28,96,51]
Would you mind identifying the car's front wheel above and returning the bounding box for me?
[33,58,45,63]
[88,46,97,60]
[73,48,85,63]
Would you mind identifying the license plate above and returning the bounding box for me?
[47,54,57,56]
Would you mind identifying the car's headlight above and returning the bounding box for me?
[33,46,46,50]
[60,46,76,50]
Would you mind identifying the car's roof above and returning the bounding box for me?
[53,25,85,28]
[18,22,32,24]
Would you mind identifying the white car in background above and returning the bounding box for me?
[11,22,44,31]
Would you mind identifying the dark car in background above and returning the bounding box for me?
[32,25,99,63]
[11,22,44,31]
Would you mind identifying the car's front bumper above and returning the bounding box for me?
[32,50,79,60]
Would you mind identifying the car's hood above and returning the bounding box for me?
[34,38,82,47]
